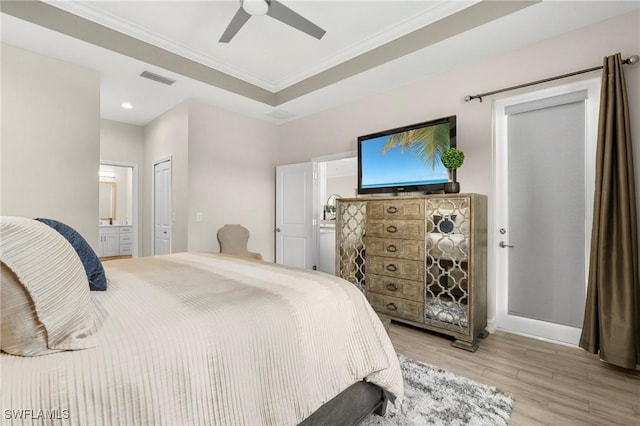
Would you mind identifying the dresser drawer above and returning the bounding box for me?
[367,255,424,281]
[366,219,424,240]
[367,292,424,323]
[367,200,424,220]
[365,237,424,260]
[367,273,424,302]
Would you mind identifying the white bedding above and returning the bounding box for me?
[1,253,403,425]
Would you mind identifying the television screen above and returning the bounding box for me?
[357,116,456,194]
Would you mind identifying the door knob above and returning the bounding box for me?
[275,228,281,232]
[499,241,514,248]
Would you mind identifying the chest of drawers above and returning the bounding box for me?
[364,198,426,325]
[336,194,488,351]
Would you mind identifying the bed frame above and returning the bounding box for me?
[299,381,388,425]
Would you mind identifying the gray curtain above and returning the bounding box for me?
[580,53,639,369]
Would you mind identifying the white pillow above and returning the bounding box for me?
[0,216,97,355]
[0,263,61,355]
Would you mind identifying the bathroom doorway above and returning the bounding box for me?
[98,161,139,258]
[314,153,357,274]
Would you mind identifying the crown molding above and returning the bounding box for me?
[43,1,480,92]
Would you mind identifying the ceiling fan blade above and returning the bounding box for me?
[267,0,326,40]
[219,7,251,43]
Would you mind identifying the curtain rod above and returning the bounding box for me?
[464,54,639,103]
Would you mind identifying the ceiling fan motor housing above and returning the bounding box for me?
[221,0,325,43]
[242,0,269,16]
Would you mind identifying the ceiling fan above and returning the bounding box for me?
[219,0,326,43]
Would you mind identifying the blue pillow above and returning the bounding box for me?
[35,218,107,291]
[432,215,457,234]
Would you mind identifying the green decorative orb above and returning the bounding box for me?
[441,148,465,169]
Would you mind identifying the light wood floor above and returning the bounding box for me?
[388,322,640,426]
[100,255,133,261]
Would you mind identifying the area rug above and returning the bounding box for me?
[363,355,514,426]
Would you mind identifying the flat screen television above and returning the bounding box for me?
[357,115,456,194]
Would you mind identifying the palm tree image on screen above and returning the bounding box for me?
[381,123,462,193]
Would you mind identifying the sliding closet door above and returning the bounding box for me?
[494,79,599,344]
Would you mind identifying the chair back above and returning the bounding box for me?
[217,224,262,260]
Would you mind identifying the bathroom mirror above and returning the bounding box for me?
[324,193,341,220]
[99,181,117,220]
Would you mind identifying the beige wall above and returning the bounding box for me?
[101,119,144,163]
[141,100,279,260]
[187,101,280,261]
[100,119,145,255]
[1,44,100,249]
[142,102,190,256]
[326,176,357,200]
[278,11,640,329]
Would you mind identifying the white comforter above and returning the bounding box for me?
[1,253,403,425]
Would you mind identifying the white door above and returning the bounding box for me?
[154,159,172,255]
[494,79,600,345]
[275,162,315,269]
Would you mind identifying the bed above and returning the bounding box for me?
[0,217,403,425]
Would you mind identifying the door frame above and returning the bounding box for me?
[100,160,139,258]
[312,151,357,273]
[152,157,172,256]
[492,78,601,345]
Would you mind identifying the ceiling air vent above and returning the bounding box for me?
[266,110,296,120]
[140,71,176,86]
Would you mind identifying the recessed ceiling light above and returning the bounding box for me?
[121,102,133,109]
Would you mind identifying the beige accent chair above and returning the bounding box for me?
[217,224,263,260]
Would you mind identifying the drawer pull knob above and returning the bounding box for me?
[386,283,398,291]
[386,303,398,311]
[386,225,398,233]
[386,264,398,272]
[386,244,397,253]
[386,206,398,214]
